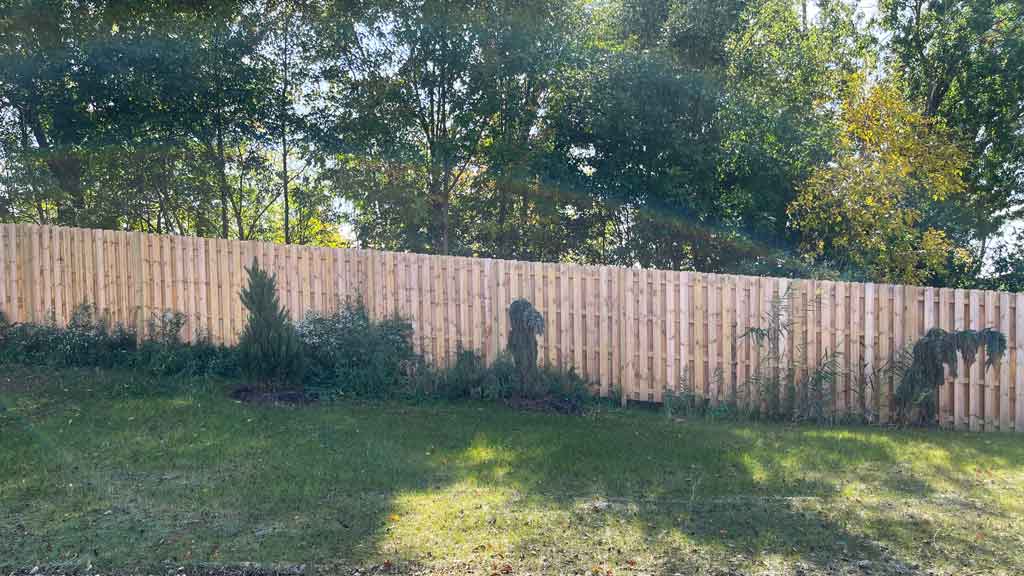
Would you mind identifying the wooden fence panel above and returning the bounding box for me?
[1017,293,1024,432]
[3,224,1024,431]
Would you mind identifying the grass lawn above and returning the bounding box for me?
[2,366,1023,575]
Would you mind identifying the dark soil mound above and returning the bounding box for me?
[504,394,584,415]
[229,386,311,406]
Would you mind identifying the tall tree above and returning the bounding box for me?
[882,0,1024,281]
[789,75,972,284]
[318,0,498,255]
[720,0,868,268]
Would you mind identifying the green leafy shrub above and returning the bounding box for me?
[435,348,490,399]
[297,300,417,399]
[135,311,239,378]
[534,365,592,408]
[422,346,591,412]
[482,353,519,400]
[0,319,59,366]
[237,261,305,391]
[0,304,136,368]
[60,304,138,368]
[0,305,239,380]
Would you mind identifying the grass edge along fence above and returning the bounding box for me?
[1,223,1022,432]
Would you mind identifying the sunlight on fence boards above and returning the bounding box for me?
[1,224,1022,431]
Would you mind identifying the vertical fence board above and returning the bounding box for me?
[652,270,663,402]
[722,277,734,403]
[531,261,544,364]
[863,283,876,419]
[1017,293,1024,432]
[985,291,998,430]
[969,290,981,431]
[954,289,966,429]
[821,281,833,361]
[446,256,458,364]
[0,225,7,321]
[878,285,893,424]
[638,269,650,401]
[54,228,67,325]
[424,253,434,358]
[41,227,53,321]
[999,292,1011,431]
[707,275,720,404]
[679,272,690,395]
[734,276,748,403]
[747,277,760,411]
[834,282,846,415]
[9,224,19,322]
[598,267,609,394]
[848,283,862,416]
[938,289,952,427]
[665,271,677,398]
[624,267,635,402]
[573,265,585,378]
[429,253,441,364]
[893,284,905,423]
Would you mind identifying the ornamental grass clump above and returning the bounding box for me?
[508,298,545,396]
[893,327,1006,425]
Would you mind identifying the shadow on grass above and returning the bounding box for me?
[365,413,1024,574]
[3,368,1024,574]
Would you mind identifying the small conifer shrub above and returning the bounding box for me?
[237,260,304,391]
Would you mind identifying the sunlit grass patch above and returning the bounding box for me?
[2,365,1024,575]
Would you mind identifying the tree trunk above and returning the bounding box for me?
[280,3,292,245]
[24,108,83,225]
[427,162,449,254]
[47,155,84,226]
[216,115,230,239]
[283,126,290,244]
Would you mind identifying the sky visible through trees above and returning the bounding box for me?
[0,0,1021,290]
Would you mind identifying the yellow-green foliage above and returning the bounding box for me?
[789,74,971,284]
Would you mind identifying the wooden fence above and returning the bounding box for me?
[1,223,1022,431]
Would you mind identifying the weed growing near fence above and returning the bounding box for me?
[739,287,841,423]
[135,311,240,377]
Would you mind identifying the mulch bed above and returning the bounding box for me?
[229,386,312,406]
[503,394,584,415]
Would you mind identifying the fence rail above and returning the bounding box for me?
[1,224,1022,431]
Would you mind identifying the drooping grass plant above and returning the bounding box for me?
[508,298,545,395]
[892,327,1006,425]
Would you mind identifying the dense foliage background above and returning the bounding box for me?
[0,0,1021,288]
